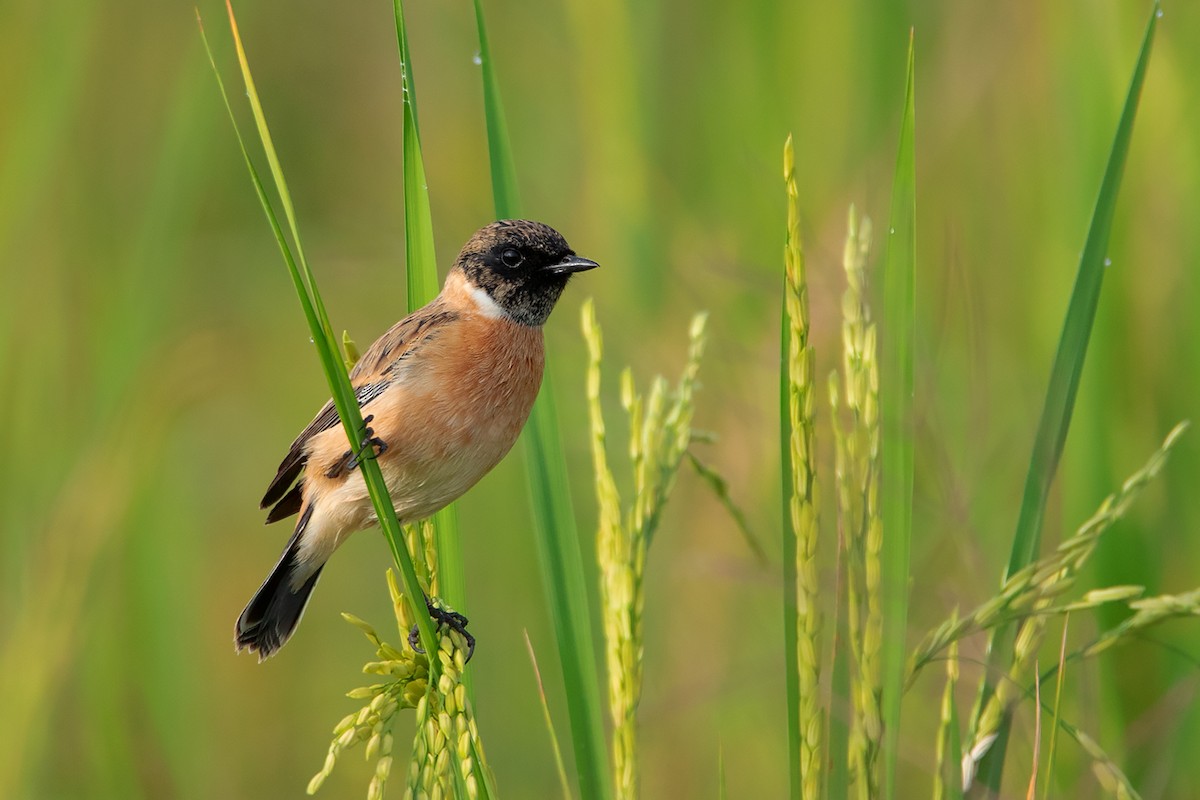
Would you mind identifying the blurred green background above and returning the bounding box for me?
[2,1,1197,797]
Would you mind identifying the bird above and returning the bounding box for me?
[235,219,598,660]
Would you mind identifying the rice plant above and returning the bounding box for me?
[470,0,611,793]
[582,299,708,799]
[781,133,823,800]
[772,5,1197,799]
[15,1,1184,798]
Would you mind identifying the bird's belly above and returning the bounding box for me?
[303,318,543,532]
[377,417,525,521]
[369,323,543,522]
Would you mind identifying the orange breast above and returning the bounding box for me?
[299,312,542,524]
[379,315,544,518]
[398,314,544,460]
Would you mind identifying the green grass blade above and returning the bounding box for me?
[972,5,1160,792]
[471,0,521,217]
[1042,617,1070,800]
[471,3,611,797]
[431,504,465,616]
[392,0,439,310]
[220,3,333,347]
[390,0,466,644]
[524,630,574,800]
[1003,0,1160,584]
[880,31,916,800]
[686,452,766,564]
[202,3,439,665]
[944,685,964,800]
[522,397,611,799]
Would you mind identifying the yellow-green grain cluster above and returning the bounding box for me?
[782,135,822,800]
[308,575,429,799]
[932,613,960,800]
[403,519,438,594]
[405,627,485,800]
[1081,587,1200,659]
[903,423,1187,792]
[828,206,881,798]
[308,569,487,800]
[582,298,707,800]
[910,423,1188,685]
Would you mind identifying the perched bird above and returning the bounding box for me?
[236,219,598,660]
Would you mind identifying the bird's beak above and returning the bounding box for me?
[545,254,600,276]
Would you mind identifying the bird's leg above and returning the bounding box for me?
[408,594,476,663]
[325,414,390,478]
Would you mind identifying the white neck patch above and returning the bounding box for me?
[468,284,509,320]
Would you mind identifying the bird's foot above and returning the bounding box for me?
[408,595,476,663]
[325,414,389,478]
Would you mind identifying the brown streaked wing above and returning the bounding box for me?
[258,302,460,515]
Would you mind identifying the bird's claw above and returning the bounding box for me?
[408,596,476,663]
[325,414,389,478]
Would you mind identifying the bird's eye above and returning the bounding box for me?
[500,248,524,268]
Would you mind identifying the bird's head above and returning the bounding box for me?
[454,219,599,327]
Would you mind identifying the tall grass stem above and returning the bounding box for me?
[972,6,1161,790]
[201,0,440,670]
[469,4,612,796]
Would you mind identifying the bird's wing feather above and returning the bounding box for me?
[259,302,460,516]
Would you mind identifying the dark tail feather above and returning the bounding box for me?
[235,505,322,660]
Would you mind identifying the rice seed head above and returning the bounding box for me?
[831,204,882,798]
[783,135,824,800]
[910,423,1188,684]
[953,425,1187,792]
[933,611,960,800]
[313,571,490,800]
[585,300,710,799]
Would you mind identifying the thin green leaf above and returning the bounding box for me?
[430,502,465,628]
[392,0,439,310]
[686,452,766,565]
[1042,617,1070,800]
[1004,0,1160,588]
[524,630,573,800]
[880,30,916,800]
[945,686,964,800]
[471,0,522,218]
[470,3,611,798]
[390,0,467,651]
[204,2,438,665]
[972,5,1160,792]
[522,396,611,800]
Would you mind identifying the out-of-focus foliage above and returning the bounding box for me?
[1,2,1197,797]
